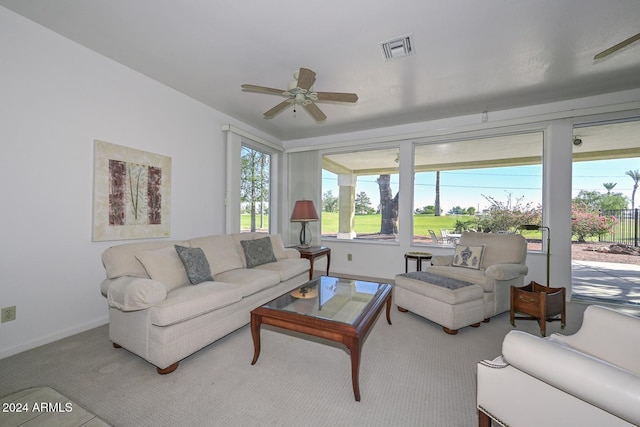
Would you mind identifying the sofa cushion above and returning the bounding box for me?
[150,282,242,326]
[240,236,277,268]
[135,246,190,292]
[107,276,167,311]
[188,235,244,276]
[254,258,309,281]
[175,245,213,285]
[102,240,188,279]
[214,268,280,297]
[452,244,484,270]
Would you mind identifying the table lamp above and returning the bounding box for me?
[290,200,319,248]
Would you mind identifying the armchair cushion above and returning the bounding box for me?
[550,305,640,373]
[485,263,529,281]
[431,255,453,266]
[107,276,167,311]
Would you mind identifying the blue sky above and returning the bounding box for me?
[322,157,640,213]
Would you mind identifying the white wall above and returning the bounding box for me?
[0,8,274,358]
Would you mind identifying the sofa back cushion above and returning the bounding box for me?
[459,232,526,269]
[188,234,244,276]
[102,240,189,279]
[135,246,190,292]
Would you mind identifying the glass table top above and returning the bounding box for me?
[262,276,390,325]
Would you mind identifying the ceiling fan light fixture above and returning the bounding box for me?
[380,34,415,61]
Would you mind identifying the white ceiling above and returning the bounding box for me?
[2,0,640,141]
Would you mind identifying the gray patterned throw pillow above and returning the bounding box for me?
[241,236,277,268]
[174,245,214,285]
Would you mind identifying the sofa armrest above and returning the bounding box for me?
[105,276,167,311]
[502,330,640,426]
[431,255,453,266]
[484,263,528,280]
[285,248,301,259]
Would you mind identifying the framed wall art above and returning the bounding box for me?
[93,140,171,241]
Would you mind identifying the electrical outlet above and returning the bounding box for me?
[1,306,16,323]
[347,253,352,261]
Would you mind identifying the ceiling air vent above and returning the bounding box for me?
[379,34,414,61]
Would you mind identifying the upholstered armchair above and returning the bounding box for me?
[477,305,640,426]
[394,232,528,333]
[431,232,528,316]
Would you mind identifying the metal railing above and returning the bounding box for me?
[600,208,639,247]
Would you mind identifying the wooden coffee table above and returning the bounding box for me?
[250,276,392,401]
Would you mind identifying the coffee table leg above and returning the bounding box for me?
[250,313,262,365]
[344,336,361,401]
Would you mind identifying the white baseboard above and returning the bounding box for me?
[0,316,109,360]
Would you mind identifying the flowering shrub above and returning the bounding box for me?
[478,194,542,232]
[571,201,617,242]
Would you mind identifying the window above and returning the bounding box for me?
[322,147,400,241]
[241,145,271,232]
[413,132,543,246]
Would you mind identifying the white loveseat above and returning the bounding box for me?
[394,232,528,333]
[100,232,309,374]
[477,305,640,426]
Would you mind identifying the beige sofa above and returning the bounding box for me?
[394,232,528,333]
[478,305,640,426]
[100,232,309,374]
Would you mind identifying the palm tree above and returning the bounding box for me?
[625,170,640,210]
[603,182,617,194]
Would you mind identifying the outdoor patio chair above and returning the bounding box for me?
[428,229,442,244]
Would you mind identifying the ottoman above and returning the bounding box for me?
[394,271,485,334]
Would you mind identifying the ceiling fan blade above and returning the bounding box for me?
[296,68,316,90]
[303,102,327,122]
[241,84,287,95]
[594,32,640,60]
[263,100,292,118]
[315,92,359,103]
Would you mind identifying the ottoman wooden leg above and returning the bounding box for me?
[443,327,459,335]
[397,306,408,312]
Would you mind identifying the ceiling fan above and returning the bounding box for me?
[594,32,640,60]
[241,67,358,122]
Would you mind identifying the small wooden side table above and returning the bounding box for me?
[404,251,432,272]
[510,281,566,337]
[296,246,331,280]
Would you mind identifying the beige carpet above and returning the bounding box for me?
[0,300,634,427]
[0,387,109,426]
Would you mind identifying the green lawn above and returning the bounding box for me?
[320,212,476,236]
[241,212,546,239]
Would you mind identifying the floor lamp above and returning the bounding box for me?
[520,224,551,285]
[290,200,319,248]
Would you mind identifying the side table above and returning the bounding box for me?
[510,281,566,337]
[296,246,331,280]
[404,251,432,272]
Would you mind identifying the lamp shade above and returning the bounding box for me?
[290,200,319,222]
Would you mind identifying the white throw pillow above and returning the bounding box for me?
[135,246,190,292]
[452,244,485,270]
